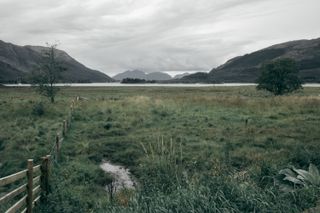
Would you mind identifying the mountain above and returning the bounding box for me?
[173,72,190,79]
[113,70,172,81]
[147,72,172,81]
[113,70,146,80]
[180,38,320,83]
[178,72,211,83]
[0,40,113,83]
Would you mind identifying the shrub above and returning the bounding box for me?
[32,102,45,116]
[257,58,302,95]
[279,164,320,190]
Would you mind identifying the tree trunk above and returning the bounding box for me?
[51,96,54,103]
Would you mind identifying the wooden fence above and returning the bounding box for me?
[0,97,79,213]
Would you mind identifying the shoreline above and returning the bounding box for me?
[3,83,320,87]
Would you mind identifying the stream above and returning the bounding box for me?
[100,161,135,192]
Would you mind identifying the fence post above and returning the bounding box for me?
[63,120,67,136]
[56,133,60,162]
[70,105,73,115]
[68,114,72,128]
[71,100,74,112]
[40,155,50,199]
[70,100,74,125]
[46,155,51,181]
[27,159,33,213]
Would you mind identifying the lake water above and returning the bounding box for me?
[3,83,320,87]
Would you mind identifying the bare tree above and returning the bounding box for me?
[31,43,66,103]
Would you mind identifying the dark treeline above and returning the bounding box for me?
[121,78,156,83]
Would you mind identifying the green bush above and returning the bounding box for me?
[257,58,302,95]
[32,102,45,116]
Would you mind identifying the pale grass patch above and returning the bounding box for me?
[125,95,152,107]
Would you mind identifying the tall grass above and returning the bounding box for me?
[1,86,320,212]
[104,140,320,213]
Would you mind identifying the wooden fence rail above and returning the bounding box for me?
[0,159,44,213]
[0,96,80,213]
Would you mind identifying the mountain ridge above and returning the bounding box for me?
[113,70,172,81]
[0,40,113,83]
[180,38,320,83]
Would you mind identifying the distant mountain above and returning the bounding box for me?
[180,38,320,83]
[113,70,172,81]
[113,70,146,80]
[147,72,172,81]
[178,72,211,83]
[173,72,190,79]
[0,40,113,83]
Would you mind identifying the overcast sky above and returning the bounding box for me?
[0,0,320,76]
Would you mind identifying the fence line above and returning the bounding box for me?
[0,96,80,213]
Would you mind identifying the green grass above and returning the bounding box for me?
[1,86,320,212]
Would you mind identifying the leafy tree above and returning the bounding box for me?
[31,44,66,103]
[257,58,302,95]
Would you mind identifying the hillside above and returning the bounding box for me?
[113,70,172,81]
[173,72,190,79]
[0,40,113,83]
[180,38,320,83]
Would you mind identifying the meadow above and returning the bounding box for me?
[0,86,320,212]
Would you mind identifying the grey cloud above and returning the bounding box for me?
[0,0,319,75]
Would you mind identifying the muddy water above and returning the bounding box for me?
[100,161,135,192]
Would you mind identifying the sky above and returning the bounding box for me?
[0,0,320,77]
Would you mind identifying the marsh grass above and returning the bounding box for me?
[1,86,320,212]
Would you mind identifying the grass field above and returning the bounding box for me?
[1,86,320,212]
